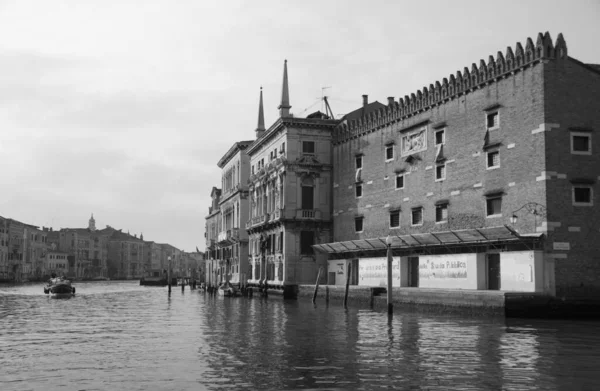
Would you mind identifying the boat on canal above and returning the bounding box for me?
[217,282,239,297]
[44,276,75,295]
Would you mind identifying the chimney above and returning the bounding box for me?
[387,97,395,106]
[362,94,368,107]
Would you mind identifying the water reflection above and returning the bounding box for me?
[1,282,600,390]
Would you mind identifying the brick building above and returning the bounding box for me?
[312,32,600,299]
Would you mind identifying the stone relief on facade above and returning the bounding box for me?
[401,126,428,157]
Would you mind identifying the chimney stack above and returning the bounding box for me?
[387,97,395,106]
[362,94,368,107]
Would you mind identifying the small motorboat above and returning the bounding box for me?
[44,276,75,295]
[217,282,239,297]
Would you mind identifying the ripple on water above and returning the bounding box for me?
[2,282,600,390]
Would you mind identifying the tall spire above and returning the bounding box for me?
[256,86,265,138]
[278,59,291,118]
[88,213,96,231]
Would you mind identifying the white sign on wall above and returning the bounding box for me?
[358,257,400,286]
[419,257,467,279]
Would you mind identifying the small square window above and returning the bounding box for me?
[487,151,500,169]
[385,145,394,161]
[487,112,499,130]
[486,196,502,217]
[435,164,446,181]
[355,184,362,198]
[303,141,315,154]
[571,133,591,155]
[355,217,364,233]
[435,129,445,145]
[355,156,363,169]
[411,208,423,226]
[573,185,593,206]
[435,204,448,223]
[390,211,400,228]
[395,174,404,189]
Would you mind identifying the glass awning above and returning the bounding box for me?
[313,225,542,254]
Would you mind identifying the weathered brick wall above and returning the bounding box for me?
[544,58,600,297]
[332,63,547,241]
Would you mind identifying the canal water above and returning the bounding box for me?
[1,281,600,390]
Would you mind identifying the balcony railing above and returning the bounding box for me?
[217,228,240,243]
[296,209,322,220]
[245,214,271,229]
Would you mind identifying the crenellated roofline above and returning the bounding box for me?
[333,32,568,145]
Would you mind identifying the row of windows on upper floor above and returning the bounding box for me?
[251,140,320,174]
[353,131,594,198]
[353,124,592,173]
[352,185,595,233]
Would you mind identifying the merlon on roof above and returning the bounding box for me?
[333,32,571,145]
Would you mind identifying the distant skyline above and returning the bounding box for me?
[1,0,599,251]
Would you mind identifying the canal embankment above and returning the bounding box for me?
[287,285,600,319]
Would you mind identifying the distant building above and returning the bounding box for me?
[214,139,253,286]
[143,240,163,277]
[204,187,221,286]
[0,217,10,281]
[107,230,144,279]
[44,250,70,277]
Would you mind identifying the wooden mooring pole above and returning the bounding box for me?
[312,267,323,304]
[167,256,172,294]
[344,263,351,308]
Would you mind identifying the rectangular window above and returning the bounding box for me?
[573,185,593,206]
[395,174,404,189]
[486,196,502,217]
[302,141,315,154]
[355,155,362,169]
[487,150,500,169]
[411,208,423,226]
[390,211,400,228]
[435,129,445,145]
[355,184,362,198]
[486,112,499,130]
[300,231,314,255]
[435,164,446,181]
[435,204,448,223]
[355,217,364,233]
[280,142,285,154]
[301,186,314,209]
[571,133,591,155]
[385,145,394,161]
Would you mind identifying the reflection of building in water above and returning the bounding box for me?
[314,32,600,300]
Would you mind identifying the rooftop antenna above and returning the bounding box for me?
[320,87,335,119]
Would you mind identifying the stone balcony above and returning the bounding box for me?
[295,209,322,220]
[245,214,270,229]
[217,228,239,244]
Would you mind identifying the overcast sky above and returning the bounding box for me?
[0,0,598,252]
